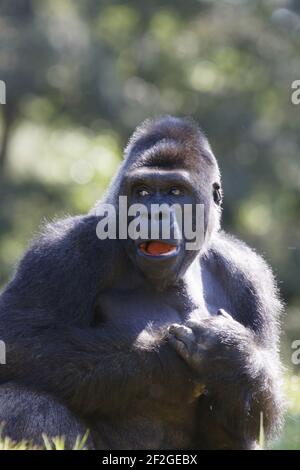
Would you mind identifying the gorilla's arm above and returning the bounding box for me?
[0,320,166,415]
[0,216,171,414]
[169,233,284,449]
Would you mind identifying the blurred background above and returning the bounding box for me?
[0,0,299,449]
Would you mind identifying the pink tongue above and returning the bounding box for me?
[147,242,174,255]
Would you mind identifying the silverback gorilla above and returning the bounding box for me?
[0,117,283,449]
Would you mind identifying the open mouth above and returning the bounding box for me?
[139,241,178,257]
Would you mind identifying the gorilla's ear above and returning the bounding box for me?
[213,183,223,205]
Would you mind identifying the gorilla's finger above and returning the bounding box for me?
[185,319,206,333]
[216,309,233,320]
[168,323,194,339]
[168,334,190,363]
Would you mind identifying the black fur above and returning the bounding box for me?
[0,116,283,449]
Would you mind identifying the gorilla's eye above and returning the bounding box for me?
[169,187,182,196]
[213,183,222,205]
[136,188,150,197]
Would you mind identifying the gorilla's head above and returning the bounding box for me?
[104,116,222,285]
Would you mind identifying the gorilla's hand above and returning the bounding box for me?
[168,310,281,448]
[168,309,254,381]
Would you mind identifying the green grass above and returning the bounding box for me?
[271,375,300,450]
[0,376,300,450]
[0,427,89,450]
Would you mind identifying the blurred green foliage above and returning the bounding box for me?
[0,0,300,449]
[272,375,300,449]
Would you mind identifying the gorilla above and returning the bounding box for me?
[0,116,283,449]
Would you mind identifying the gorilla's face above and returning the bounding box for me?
[108,116,223,287]
[120,166,221,286]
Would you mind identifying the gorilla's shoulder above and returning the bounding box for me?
[28,214,116,258]
[35,214,99,247]
[208,230,275,281]
[205,231,283,325]
[1,215,119,308]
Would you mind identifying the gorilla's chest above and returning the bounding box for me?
[92,286,202,449]
[95,287,191,334]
